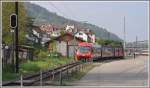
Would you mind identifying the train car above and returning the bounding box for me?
[92,44,102,61]
[118,47,124,58]
[76,42,124,61]
[75,42,93,61]
[101,45,114,58]
[114,47,119,57]
[114,46,124,58]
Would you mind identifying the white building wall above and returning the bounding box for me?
[75,31,88,41]
[56,41,67,56]
[65,25,74,32]
[89,34,95,43]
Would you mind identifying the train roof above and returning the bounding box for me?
[78,42,93,47]
[93,44,102,48]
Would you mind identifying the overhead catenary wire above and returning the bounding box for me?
[49,2,70,18]
[59,3,79,21]
[49,2,81,25]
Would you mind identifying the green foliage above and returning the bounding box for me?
[96,38,122,46]
[2,2,26,44]
[2,72,19,81]
[60,30,65,35]
[49,52,62,58]
[20,57,74,74]
[20,61,40,74]
[2,64,20,81]
[3,56,74,80]
[96,38,106,45]
[37,49,49,58]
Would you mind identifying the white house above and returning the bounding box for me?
[75,31,88,42]
[33,29,40,37]
[88,34,95,43]
[65,25,74,33]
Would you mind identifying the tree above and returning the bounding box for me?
[2,2,26,44]
[96,37,122,46]
[96,38,105,45]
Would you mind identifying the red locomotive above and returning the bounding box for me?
[75,42,124,61]
[75,42,93,61]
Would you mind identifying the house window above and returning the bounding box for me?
[79,33,82,35]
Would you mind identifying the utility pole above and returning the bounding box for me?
[136,36,138,52]
[108,31,110,40]
[73,25,76,60]
[15,2,19,73]
[134,36,138,59]
[123,16,126,56]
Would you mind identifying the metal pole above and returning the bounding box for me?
[123,16,126,57]
[67,41,69,58]
[107,31,110,40]
[11,29,15,72]
[73,27,76,60]
[59,70,62,86]
[134,36,138,58]
[15,2,19,73]
[40,70,42,86]
[20,74,23,87]
[136,36,138,52]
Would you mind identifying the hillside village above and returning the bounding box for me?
[27,24,96,46]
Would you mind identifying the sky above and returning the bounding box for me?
[30,1,149,42]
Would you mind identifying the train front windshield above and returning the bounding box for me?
[79,46,91,53]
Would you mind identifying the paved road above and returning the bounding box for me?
[74,56,149,87]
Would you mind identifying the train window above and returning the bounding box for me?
[79,46,91,53]
[93,48,97,53]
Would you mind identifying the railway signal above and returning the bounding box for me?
[10,13,17,29]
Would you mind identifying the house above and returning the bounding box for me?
[25,25,41,43]
[65,25,75,33]
[50,24,65,37]
[29,25,51,45]
[27,24,66,45]
[86,30,95,43]
[88,34,95,43]
[46,33,84,57]
[75,29,96,43]
[75,31,88,42]
[40,24,65,37]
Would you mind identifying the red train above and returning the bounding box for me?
[75,42,124,61]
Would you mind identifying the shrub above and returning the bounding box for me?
[20,61,40,74]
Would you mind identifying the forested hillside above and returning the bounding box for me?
[24,2,122,41]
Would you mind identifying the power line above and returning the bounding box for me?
[49,2,81,24]
[60,3,79,20]
[49,2,69,18]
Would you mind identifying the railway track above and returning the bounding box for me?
[2,61,83,86]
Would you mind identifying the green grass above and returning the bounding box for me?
[2,72,20,81]
[20,57,74,74]
[2,64,20,81]
[3,57,74,81]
